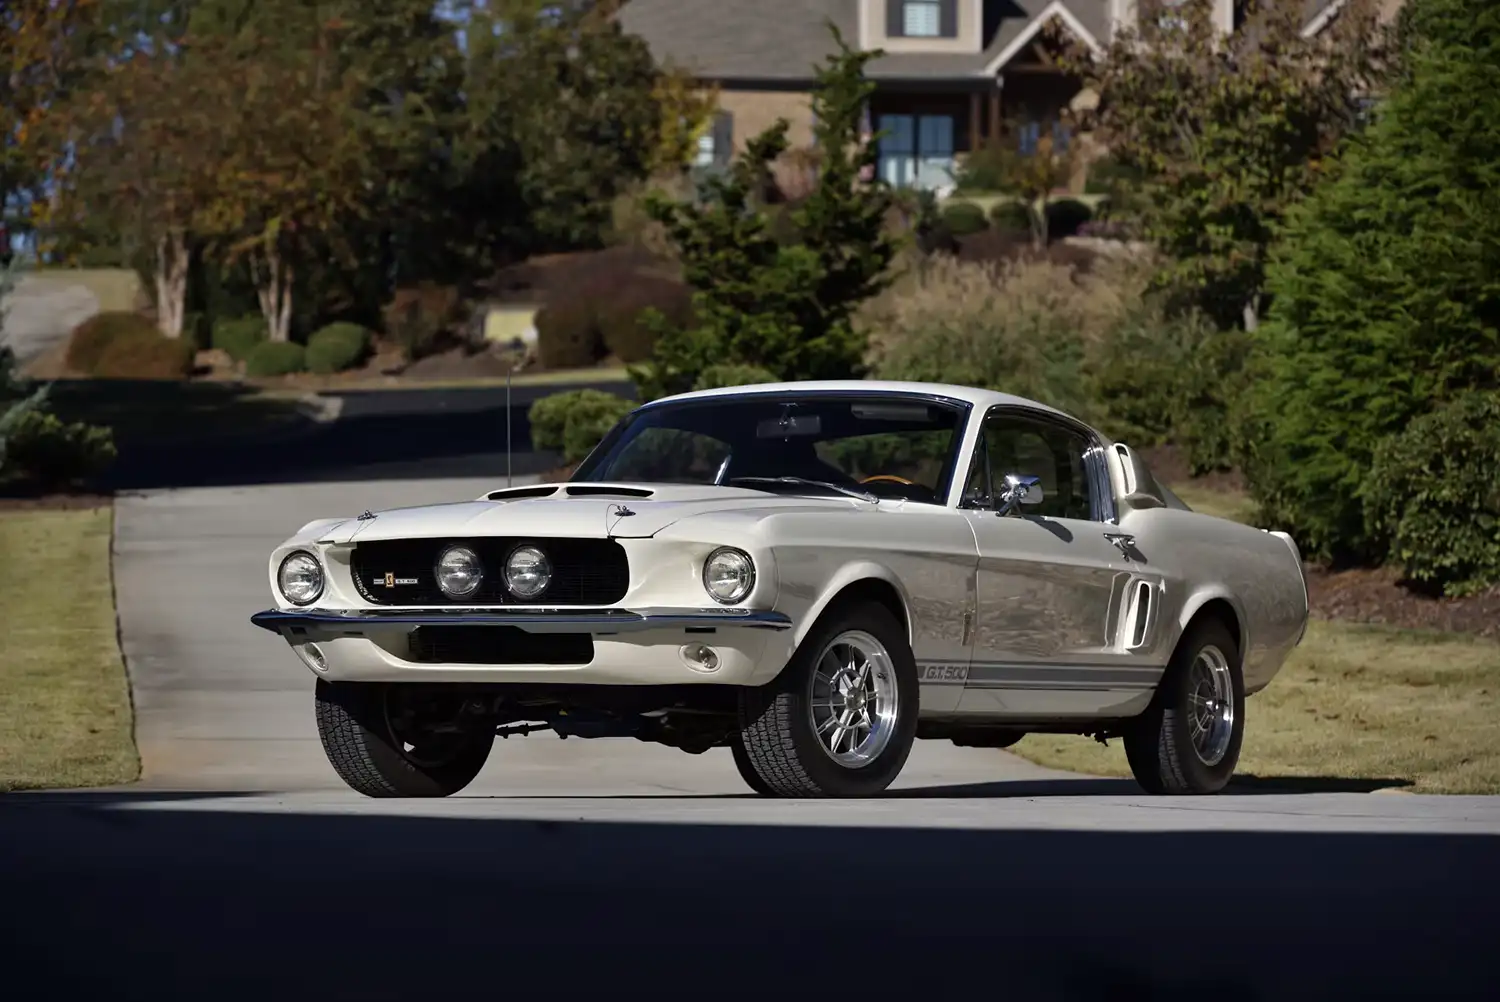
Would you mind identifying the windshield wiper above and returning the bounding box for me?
[728,476,880,504]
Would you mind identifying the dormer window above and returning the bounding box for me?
[888,1,957,40]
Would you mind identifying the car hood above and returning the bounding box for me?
[315,482,858,543]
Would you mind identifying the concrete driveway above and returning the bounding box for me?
[2,475,1495,998]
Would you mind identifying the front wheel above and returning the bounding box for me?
[314,680,495,798]
[736,601,918,797]
[1123,618,1245,795]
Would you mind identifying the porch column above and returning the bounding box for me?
[988,84,1002,143]
[969,92,982,153]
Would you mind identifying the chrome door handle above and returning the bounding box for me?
[1104,532,1136,556]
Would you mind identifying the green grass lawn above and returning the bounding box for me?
[1010,476,1500,794]
[0,507,139,791]
[1010,618,1500,794]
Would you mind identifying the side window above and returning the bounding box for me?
[964,412,1095,521]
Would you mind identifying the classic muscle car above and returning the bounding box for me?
[251,380,1309,799]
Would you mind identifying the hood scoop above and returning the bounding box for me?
[483,483,657,502]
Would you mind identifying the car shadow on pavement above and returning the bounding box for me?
[884,774,1417,798]
[2,790,1495,1001]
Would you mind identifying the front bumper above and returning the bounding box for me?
[250,607,795,685]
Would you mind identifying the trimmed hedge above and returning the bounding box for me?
[940,200,989,236]
[65,312,161,374]
[306,322,370,375]
[212,315,268,362]
[534,301,605,369]
[990,200,1033,234]
[1045,198,1094,239]
[92,332,196,379]
[245,340,307,378]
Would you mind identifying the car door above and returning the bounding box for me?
[955,408,1144,716]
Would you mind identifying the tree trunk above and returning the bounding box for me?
[251,242,295,342]
[1243,293,1261,332]
[153,228,190,339]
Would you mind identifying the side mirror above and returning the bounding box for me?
[997,473,1044,516]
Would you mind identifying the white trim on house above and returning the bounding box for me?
[1302,0,1351,37]
[980,2,1105,76]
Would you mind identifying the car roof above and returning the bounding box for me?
[643,380,1082,425]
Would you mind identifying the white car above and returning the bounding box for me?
[252,380,1309,799]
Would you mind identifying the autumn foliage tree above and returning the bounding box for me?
[1061,0,1394,330]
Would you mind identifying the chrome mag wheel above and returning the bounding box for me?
[807,629,900,768]
[1188,644,1236,767]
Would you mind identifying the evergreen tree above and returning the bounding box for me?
[1240,0,1500,563]
[633,24,899,400]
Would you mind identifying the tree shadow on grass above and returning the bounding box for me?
[23,376,635,493]
[1,788,1495,999]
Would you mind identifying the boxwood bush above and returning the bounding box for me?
[529,388,634,465]
[92,332,196,379]
[305,322,370,375]
[212,315,268,362]
[245,340,307,378]
[939,200,989,236]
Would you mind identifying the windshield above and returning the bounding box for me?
[571,392,970,505]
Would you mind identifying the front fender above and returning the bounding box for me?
[791,559,914,650]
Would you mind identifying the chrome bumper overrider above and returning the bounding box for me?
[250,607,794,635]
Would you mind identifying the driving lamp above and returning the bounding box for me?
[436,545,485,599]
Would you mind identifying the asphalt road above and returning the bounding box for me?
[3,475,1498,998]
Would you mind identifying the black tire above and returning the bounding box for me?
[729,734,775,795]
[1123,617,1245,795]
[736,601,919,798]
[314,680,494,798]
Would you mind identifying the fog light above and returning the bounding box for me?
[680,643,721,673]
[297,642,328,673]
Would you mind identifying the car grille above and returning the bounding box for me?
[406,626,594,666]
[350,538,629,606]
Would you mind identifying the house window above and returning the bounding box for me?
[1018,120,1072,157]
[877,113,956,191]
[903,1,941,37]
[888,1,955,39]
[694,111,734,169]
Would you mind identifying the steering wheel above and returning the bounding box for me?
[860,474,918,486]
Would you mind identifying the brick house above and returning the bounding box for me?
[618,0,1383,192]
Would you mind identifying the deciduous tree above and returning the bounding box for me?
[1061,0,1393,330]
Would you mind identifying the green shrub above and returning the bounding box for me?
[244,341,307,378]
[1,409,117,487]
[211,315,267,362]
[305,322,370,375]
[990,200,1033,234]
[65,311,160,374]
[1045,198,1094,239]
[939,200,989,236]
[1365,393,1500,597]
[693,363,776,391]
[92,332,196,379]
[535,301,605,369]
[1239,0,1500,563]
[529,388,634,465]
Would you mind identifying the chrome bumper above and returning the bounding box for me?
[250,607,794,635]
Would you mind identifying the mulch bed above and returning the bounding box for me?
[1307,565,1500,639]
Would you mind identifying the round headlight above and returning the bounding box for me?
[435,545,484,599]
[703,547,755,604]
[278,551,324,606]
[504,545,552,599]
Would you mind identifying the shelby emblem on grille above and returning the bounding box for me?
[378,572,420,587]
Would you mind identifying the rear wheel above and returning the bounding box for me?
[1124,618,1245,795]
[736,601,918,797]
[314,680,494,798]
